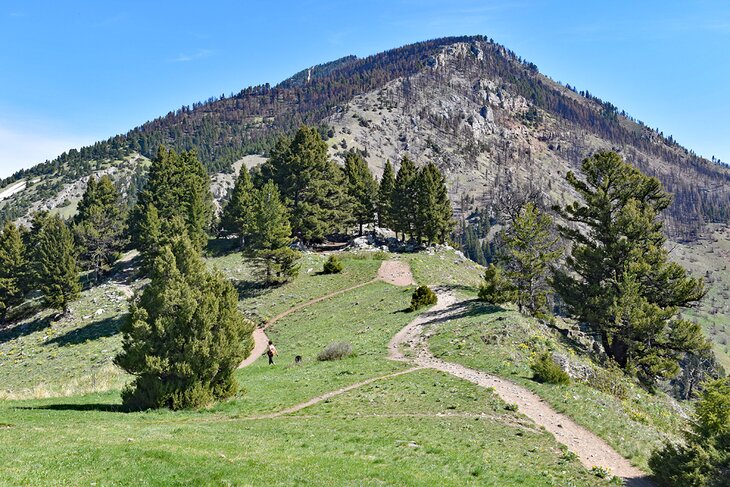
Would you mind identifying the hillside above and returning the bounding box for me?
[2,36,730,238]
[0,248,678,484]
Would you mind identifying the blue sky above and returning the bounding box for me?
[1,0,729,178]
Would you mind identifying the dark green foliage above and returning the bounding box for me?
[377,160,396,229]
[32,214,81,313]
[73,175,127,282]
[115,235,254,410]
[414,162,455,244]
[322,255,344,274]
[499,203,561,316]
[0,222,26,320]
[2,36,728,238]
[392,156,418,240]
[131,147,213,268]
[317,342,353,361]
[248,181,300,284]
[530,352,570,385]
[553,152,710,385]
[259,126,353,243]
[220,167,254,237]
[409,285,437,311]
[478,264,516,304]
[344,151,377,235]
[650,378,730,486]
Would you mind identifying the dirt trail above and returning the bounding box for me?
[249,367,422,419]
[388,288,653,486]
[239,260,415,368]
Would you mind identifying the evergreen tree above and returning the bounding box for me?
[500,203,561,316]
[73,175,127,282]
[344,151,377,235]
[377,160,396,229]
[115,235,254,410]
[220,166,254,238]
[259,126,353,242]
[0,222,26,321]
[249,181,300,284]
[650,377,730,486]
[414,162,454,244]
[478,264,516,304]
[553,152,709,384]
[131,147,213,266]
[33,214,81,314]
[392,156,418,241]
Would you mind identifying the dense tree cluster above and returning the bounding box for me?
[130,147,214,271]
[73,175,128,282]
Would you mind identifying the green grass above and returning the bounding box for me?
[0,370,605,486]
[206,250,383,323]
[401,247,484,294]
[0,251,384,398]
[427,297,687,471]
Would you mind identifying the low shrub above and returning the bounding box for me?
[585,362,629,399]
[322,255,344,274]
[409,285,437,311]
[530,352,570,385]
[317,342,353,361]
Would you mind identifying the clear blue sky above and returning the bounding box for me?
[2,0,729,178]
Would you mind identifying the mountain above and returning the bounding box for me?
[1,35,730,366]
[2,35,730,238]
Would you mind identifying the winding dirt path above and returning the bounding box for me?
[388,288,653,486]
[239,259,416,368]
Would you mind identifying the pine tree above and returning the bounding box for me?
[131,147,213,267]
[377,160,396,229]
[249,180,300,284]
[414,162,454,244]
[500,203,561,316]
[73,175,127,282]
[115,235,254,410]
[392,156,418,241]
[478,264,516,304]
[553,151,709,384]
[0,222,26,321]
[220,167,254,238]
[344,150,377,235]
[33,214,81,314]
[259,126,353,242]
[650,377,730,486]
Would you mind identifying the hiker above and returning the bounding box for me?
[267,340,277,365]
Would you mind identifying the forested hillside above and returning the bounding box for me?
[2,35,730,238]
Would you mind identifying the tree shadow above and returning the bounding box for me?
[0,315,54,344]
[45,314,126,347]
[233,280,269,300]
[15,403,129,413]
[206,238,241,257]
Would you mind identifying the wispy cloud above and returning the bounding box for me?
[169,49,214,63]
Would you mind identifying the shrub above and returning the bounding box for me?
[650,378,730,486]
[504,403,519,412]
[478,264,515,304]
[585,362,629,399]
[530,352,570,385]
[317,342,353,361]
[409,285,437,311]
[322,255,344,274]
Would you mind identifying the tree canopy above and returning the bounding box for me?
[553,151,709,384]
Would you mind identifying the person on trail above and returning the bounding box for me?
[267,340,277,365]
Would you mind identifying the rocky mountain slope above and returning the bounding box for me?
[2,35,729,364]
